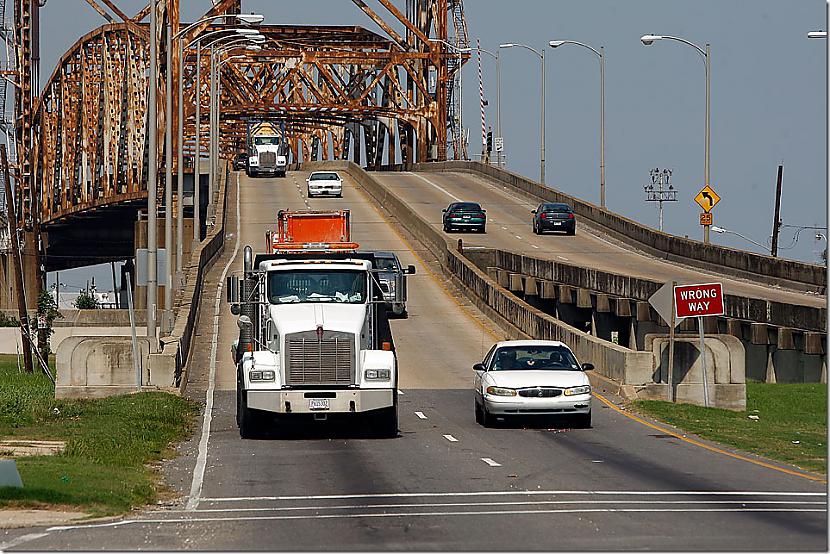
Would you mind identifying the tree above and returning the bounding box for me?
[37,290,63,357]
[74,290,99,310]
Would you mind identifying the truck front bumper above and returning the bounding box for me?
[247,388,394,414]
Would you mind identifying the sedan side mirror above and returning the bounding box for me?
[306,178,310,182]
[581,363,594,371]
[442,208,447,212]
[473,363,486,372]
[531,210,537,214]
[481,209,487,213]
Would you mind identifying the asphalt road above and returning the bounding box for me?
[3,171,825,551]
[371,171,825,309]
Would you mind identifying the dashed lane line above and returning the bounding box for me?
[481,458,502,467]
[443,434,459,442]
[414,411,428,419]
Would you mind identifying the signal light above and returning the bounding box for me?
[382,341,392,351]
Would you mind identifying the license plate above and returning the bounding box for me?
[554,222,562,226]
[463,215,471,219]
[309,398,330,410]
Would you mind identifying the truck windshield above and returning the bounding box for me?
[269,270,366,304]
[254,137,280,146]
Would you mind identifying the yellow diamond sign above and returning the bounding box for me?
[695,185,720,213]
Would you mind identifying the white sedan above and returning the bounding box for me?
[473,340,594,428]
[306,171,343,197]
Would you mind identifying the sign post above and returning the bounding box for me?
[673,282,725,408]
[667,281,677,402]
[648,281,680,402]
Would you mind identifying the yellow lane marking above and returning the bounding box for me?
[593,392,827,484]
[355,170,826,485]
[352,178,503,342]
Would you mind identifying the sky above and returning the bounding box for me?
[34,0,829,291]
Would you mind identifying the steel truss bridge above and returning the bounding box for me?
[3,0,468,292]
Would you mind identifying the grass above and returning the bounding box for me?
[633,382,827,474]
[0,354,198,516]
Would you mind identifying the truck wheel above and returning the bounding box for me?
[237,383,262,439]
[374,405,398,438]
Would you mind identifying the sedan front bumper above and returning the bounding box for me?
[483,393,591,415]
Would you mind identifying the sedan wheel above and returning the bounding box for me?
[474,400,484,424]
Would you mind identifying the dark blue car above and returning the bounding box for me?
[532,203,576,235]
[442,202,487,233]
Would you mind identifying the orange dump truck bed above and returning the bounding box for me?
[267,209,359,253]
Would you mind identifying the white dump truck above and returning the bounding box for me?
[246,121,287,178]
[227,210,415,438]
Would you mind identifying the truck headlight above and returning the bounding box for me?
[485,386,516,397]
[364,368,391,380]
[250,370,275,381]
[564,385,591,396]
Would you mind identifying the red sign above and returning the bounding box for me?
[674,283,724,318]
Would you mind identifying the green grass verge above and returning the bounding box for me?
[633,382,827,474]
[0,354,198,516]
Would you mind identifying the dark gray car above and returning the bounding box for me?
[372,251,415,317]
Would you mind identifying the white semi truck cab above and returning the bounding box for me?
[246,122,287,178]
[227,210,414,438]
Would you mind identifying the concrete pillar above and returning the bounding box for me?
[496,269,510,288]
[804,332,824,355]
[596,294,611,313]
[486,267,499,282]
[539,280,556,299]
[777,328,795,350]
[629,318,638,350]
[508,273,523,292]
[765,348,776,383]
[576,288,592,309]
[636,301,652,322]
[524,276,538,296]
[590,311,598,337]
[822,359,827,384]
[751,323,770,345]
[614,298,631,317]
[558,285,574,304]
[726,319,743,339]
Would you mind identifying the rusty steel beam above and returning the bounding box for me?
[23,1,464,229]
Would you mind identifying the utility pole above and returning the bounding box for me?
[2,144,32,373]
[770,164,783,257]
[643,168,678,232]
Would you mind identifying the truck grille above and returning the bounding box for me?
[259,151,276,168]
[286,330,355,385]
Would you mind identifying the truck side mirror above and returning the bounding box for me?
[403,265,416,275]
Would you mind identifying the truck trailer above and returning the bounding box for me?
[227,209,415,438]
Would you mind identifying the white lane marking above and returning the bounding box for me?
[397,389,404,395]
[501,226,508,230]
[49,520,136,532]
[406,172,464,202]
[100,508,826,526]
[200,490,826,502]
[185,173,241,512]
[557,256,569,261]
[163,499,828,515]
[532,245,539,249]
[0,532,51,551]
[414,411,428,419]
[515,235,522,240]
[443,434,458,442]
[592,460,604,463]
[481,457,502,467]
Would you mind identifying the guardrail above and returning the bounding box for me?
[383,161,826,293]
[304,160,655,387]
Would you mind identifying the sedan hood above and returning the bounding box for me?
[487,370,588,389]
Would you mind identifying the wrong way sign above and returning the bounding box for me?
[674,282,724,319]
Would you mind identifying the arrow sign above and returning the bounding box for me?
[648,281,680,329]
[694,185,720,213]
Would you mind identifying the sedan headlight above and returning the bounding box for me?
[249,370,275,381]
[485,386,516,397]
[564,385,591,396]
[365,368,391,381]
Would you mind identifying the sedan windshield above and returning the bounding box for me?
[374,257,399,271]
[310,173,339,181]
[491,346,580,371]
[269,270,366,304]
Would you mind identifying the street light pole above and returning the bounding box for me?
[470,44,501,165]
[500,43,545,183]
[147,0,158,345]
[548,40,605,207]
[641,34,711,242]
[164,15,173,333]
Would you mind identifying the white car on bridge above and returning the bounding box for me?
[307,171,343,197]
[473,340,593,428]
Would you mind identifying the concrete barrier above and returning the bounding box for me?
[307,161,657,390]
[54,162,232,397]
[395,161,825,293]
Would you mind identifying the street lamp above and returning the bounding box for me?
[548,39,605,207]
[471,43,502,166]
[641,34,711,243]
[710,226,770,251]
[429,38,471,160]
[500,42,545,184]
